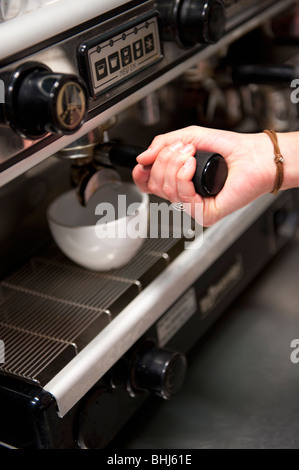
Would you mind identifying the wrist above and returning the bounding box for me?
[253,131,299,194]
[251,132,278,194]
[275,132,299,191]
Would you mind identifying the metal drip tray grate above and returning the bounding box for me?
[0,206,190,385]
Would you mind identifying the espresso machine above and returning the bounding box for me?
[0,0,298,449]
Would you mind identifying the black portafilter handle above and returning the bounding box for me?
[192,151,228,198]
[232,64,297,84]
[107,143,228,198]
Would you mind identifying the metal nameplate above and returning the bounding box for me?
[156,289,197,347]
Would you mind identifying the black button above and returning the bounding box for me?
[133,39,144,60]
[95,59,108,81]
[144,33,155,53]
[108,52,120,73]
[120,46,132,66]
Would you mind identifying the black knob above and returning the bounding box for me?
[157,0,226,47]
[178,0,226,46]
[132,346,187,399]
[192,151,228,197]
[6,62,88,139]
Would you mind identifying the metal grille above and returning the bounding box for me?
[0,203,190,385]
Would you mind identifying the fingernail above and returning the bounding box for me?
[169,142,184,152]
[137,149,151,159]
[140,164,152,172]
[180,144,194,154]
[183,156,195,168]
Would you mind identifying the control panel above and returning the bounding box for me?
[79,15,162,99]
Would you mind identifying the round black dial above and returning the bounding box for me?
[178,0,226,46]
[6,62,88,139]
[132,346,187,399]
[158,0,226,47]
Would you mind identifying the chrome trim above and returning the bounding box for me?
[0,0,133,60]
[0,440,17,449]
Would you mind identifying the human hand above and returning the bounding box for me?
[132,125,277,226]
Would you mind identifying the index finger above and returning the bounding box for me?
[132,164,152,193]
[137,128,199,165]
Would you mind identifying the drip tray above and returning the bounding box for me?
[0,209,190,386]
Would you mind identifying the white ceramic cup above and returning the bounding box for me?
[47,182,149,271]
